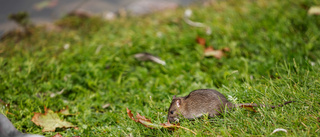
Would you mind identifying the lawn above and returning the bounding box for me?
[0,0,320,136]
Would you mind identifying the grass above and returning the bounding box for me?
[0,0,320,136]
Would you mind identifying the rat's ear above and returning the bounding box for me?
[172,95,176,99]
[176,99,181,108]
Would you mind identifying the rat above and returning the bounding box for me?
[167,89,294,123]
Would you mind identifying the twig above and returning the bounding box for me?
[163,125,197,135]
[183,9,211,35]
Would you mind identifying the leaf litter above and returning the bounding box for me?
[53,133,63,137]
[308,6,320,15]
[239,104,257,112]
[196,36,206,48]
[126,108,197,135]
[31,106,77,132]
[204,47,225,59]
[102,103,110,109]
[196,36,230,59]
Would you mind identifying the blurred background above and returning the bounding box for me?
[0,0,207,36]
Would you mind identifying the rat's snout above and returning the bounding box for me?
[168,117,175,123]
[168,117,174,123]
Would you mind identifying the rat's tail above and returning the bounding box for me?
[234,101,295,109]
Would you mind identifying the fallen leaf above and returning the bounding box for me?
[127,108,155,128]
[196,36,230,59]
[204,47,225,59]
[134,52,166,65]
[222,47,230,52]
[271,128,287,134]
[32,106,76,132]
[126,108,196,134]
[102,103,110,109]
[308,6,320,15]
[196,36,206,48]
[239,104,257,112]
[53,133,63,137]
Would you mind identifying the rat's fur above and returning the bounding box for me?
[168,89,294,123]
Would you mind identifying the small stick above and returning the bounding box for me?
[162,125,197,135]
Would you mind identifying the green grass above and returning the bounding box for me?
[1,0,320,136]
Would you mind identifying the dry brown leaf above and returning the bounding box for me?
[53,133,63,137]
[126,108,196,134]
[32,106,77,132]
[196,36,206,48]
[127,108,155,128]
[222,47,230,52]
[308,6,320,15]
[239,104,257,112]
[204,47,225,59]
[102,103,110,109]
[196,37,229,59]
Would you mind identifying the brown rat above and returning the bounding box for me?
[168,89,294,123]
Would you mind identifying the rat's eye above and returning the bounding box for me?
[170,111,174,114]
